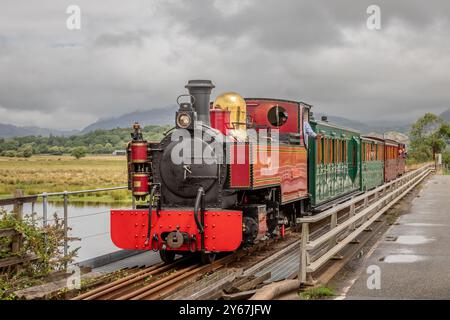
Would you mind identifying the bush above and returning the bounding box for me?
[18,144,33,158]
[71,147,87,159]
[0,210,79,299]
[4,150,17,157]
[443,150,450,165]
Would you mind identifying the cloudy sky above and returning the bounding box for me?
[0,0,450,130]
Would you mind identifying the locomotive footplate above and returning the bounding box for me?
[111,209,243,253]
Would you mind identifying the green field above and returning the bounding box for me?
[0,155,131,203]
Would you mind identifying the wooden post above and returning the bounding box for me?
[12,189,24,253]
[328,212,337,250]
[299,222,309,285]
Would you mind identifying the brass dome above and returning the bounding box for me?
[213,92,247,133]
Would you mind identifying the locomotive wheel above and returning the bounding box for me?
[200,252,216,264]
[159,250,176,264]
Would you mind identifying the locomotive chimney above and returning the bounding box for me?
[185,80,215,126]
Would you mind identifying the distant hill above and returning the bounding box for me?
[0,123,78,138]
[1,106,416,139]
[315,113,411,134]
[81,106,177,133]
[440,108,450,122]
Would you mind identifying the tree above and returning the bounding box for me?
[443,150,450,165]
[409,113,450,161]
[71,146,87,159]
[18,144,34,158]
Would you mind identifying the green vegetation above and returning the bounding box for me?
[299,285,335,300]
[70,146,87,159]
[0,210,78,299]
[409,113,450,162]
[0,155,129,202]
[0,125,171,158]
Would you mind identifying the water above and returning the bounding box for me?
[0,201,129,263]
[381,254,424,263]
[395,235,434,245]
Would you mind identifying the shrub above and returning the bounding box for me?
[71,147,87,159]
[4,150,17,157]
[0,210,79,299]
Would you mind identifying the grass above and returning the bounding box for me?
[299,285,335,300]
[0,155,130,204]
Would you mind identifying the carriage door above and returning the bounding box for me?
[348,137,360,183]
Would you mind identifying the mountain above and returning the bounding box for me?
[315,113,411,134]
[0,123,78,138]
[1,106,413,139]
[440,108,450,122]
[81,106,177,133]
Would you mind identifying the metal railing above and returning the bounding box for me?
[297,163,434,284]
[0,186,130,260]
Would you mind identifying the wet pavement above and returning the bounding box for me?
[344,175,450,299]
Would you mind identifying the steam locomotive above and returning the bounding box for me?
[111,79,406,263]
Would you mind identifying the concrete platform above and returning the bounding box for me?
[345,174,450,299]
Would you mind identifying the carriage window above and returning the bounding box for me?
[317,137,324,164]
[267,105,288,127]
[331,139,336,163]
[329,139,333,164]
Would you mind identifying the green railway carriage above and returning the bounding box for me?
[360,136,385,191]
[307,119,361,208]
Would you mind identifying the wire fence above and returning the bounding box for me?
[0,186,131,261]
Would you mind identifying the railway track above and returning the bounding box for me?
[73,166,432,300]
[72,254,236,300]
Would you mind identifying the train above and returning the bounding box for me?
[111,79,407,263]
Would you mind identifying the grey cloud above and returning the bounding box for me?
[94,30,151,47]
[0,0,450,130]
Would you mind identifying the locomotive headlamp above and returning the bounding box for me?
[176,101,196,130]
[176,112,192,129]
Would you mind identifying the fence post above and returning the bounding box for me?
[328,212,337,250]
[42,192,48,226]
[63,191,69,259]
[299,222,309,285]
[12,189,24,253]
[349,203,356,230]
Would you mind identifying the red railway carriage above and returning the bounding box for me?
[384,139,406,182]
[398,142,406,175]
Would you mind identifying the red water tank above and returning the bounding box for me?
[132,173,149,196]
[131,141,148,163]
[210,109,231,135]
